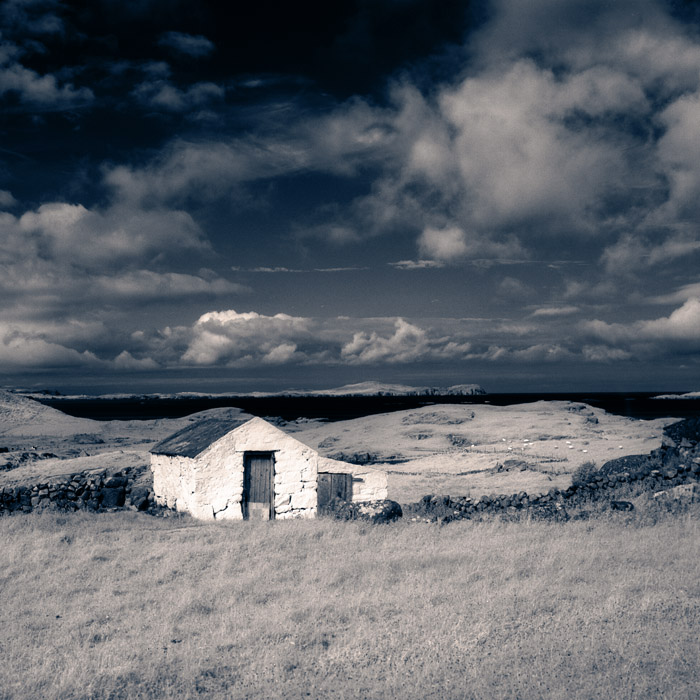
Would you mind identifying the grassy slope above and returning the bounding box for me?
[1,511,699,699]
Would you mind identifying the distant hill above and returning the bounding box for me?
[653,391,700,399]
[0,390,98,436]
[303,382,486,397]
[19,382,486,400]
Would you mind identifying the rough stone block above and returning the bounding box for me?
[104,476,127,488]
[274,493,291,507]
[275,481,301,496]
[99,488,125,508]
[290,490,317,510]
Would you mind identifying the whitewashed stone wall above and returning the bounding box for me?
[151,417,388,521]
[151,454,199,515]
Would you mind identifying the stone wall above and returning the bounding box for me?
[0,465,156,515]
[405,445,700,523]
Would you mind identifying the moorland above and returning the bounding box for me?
[1,389,699,699]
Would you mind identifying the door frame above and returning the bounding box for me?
[242,451,276,520]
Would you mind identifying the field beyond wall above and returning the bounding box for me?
[1,511,699,699]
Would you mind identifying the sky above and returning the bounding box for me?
[1,0,700,394]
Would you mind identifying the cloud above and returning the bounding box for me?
[158,31,215,58]
[0,41,93,109]
[181,310,314,366]
[601,233,700,274]
[17,202,210,268]
[418,226,468,261]
[389,259,445,270]
[113,350,159,370]
[531,306,580,317]
[651,283,700,305]
[0,321,102,368]
[581,345,632,362]
[417,225,526,263]
[340,318,471,364]
[102,98,396,207]
[91,270,247,300]
[132,80,224,112]
[583,298,700,354]
[0,190,17,208]
[0,0,65,36]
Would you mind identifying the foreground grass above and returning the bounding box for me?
[1,512,699,699]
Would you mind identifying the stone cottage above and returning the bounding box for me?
[150,416,388,520]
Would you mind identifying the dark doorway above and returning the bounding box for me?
[243,452,274,520]
[317,472,353,507]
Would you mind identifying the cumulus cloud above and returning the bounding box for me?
[158,31,215,58]
[181,310,314,366]
[340,318,471,364]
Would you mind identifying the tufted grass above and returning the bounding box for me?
[1,510,699,699]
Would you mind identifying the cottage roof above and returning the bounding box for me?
[151,416,250,458]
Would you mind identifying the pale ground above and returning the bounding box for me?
[0,391,678,503]
[289,402,677,502]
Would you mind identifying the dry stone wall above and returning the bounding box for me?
[0,465,159,515]
[405,443,700,523]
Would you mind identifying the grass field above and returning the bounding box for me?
[1,510,699,699]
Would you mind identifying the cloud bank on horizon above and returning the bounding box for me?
[0,0,699,391]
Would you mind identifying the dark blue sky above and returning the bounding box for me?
[1,0,700,394]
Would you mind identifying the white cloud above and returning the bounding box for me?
[0,322,102,368]
[418,226,468,261]
[389,259,445,270]
[181,310,313,366]
[531,306,580,317]
[113,350,159,370]
[340,318,471,364]
[18,202,210,268]
[584,298,700,352]
[418,225,525,263]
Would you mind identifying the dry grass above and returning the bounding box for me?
[1,511,699,699]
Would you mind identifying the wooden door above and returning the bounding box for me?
[243,452,274,520]
[317,472,352,507]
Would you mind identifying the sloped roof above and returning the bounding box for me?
[151,416,249,458]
